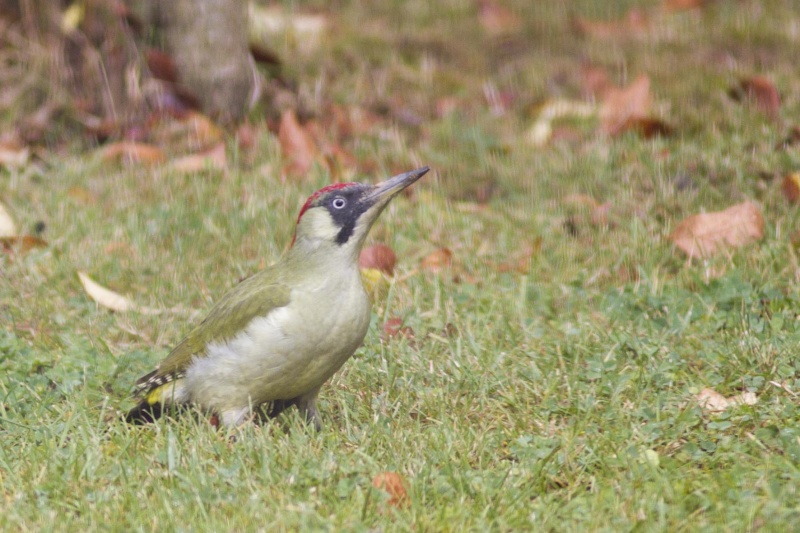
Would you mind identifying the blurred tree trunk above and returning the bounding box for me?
[159,0,253,124]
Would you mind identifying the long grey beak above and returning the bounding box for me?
[366,166,430,203]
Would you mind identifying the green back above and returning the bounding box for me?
[147,273,291,381]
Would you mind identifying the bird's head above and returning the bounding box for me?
[291,167,430,258]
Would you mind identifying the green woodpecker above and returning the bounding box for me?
[126,166,430,428]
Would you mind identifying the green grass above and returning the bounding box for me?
[3,0,800,530]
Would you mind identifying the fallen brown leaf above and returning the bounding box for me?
[421,248,453,273]
[600,75,651,135]
[101,142,166,165]
[150,111,224,152]
[572,8,650,39]
[169,143,227,173]
[145,48,178,83]
[147,82,202,115]
[733,76,780,119]
[669,201,764,259]
[321,103,372,140]
[182,112,225,150]
[278,109,319,178]
[0,235,47,255]
[249,42,282,66]
[620,117,674,138]
[359,244,397,276]
[382,317,415,341]
[372,472,409,508]
[782,172,800,203]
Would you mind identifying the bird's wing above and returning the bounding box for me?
[134,274,292,394]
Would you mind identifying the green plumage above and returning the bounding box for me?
[135,272,291,392]
[126,166,430,428]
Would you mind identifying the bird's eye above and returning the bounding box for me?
[332,197,346,209]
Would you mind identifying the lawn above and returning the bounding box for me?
[3,0,800,530]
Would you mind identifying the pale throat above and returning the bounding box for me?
[292,209,371,262]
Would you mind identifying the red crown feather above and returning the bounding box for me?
[291,182,358,246]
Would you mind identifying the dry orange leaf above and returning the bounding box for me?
[421,248,453,272]
[359,244,397,276]
[101,142,166,165]
[735,76,780,119]
[150,111,224,152]
[696,388,757,413]
[782,173,800,203]
[0,235,47,255]
[169,143,227,173]
[180,111,225,150]
[620,117,674,138]
[372,472,409,508]
[572,8,650,39]
[600,75,651,135]
[669,201,764,259]
[382,317,415,341]
[279,109,319,178]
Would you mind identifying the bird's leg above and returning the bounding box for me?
[294,387,322,430]
[266,398,296,418]
[262,390,321,429]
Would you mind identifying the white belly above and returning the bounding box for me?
[183,270,370,413]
